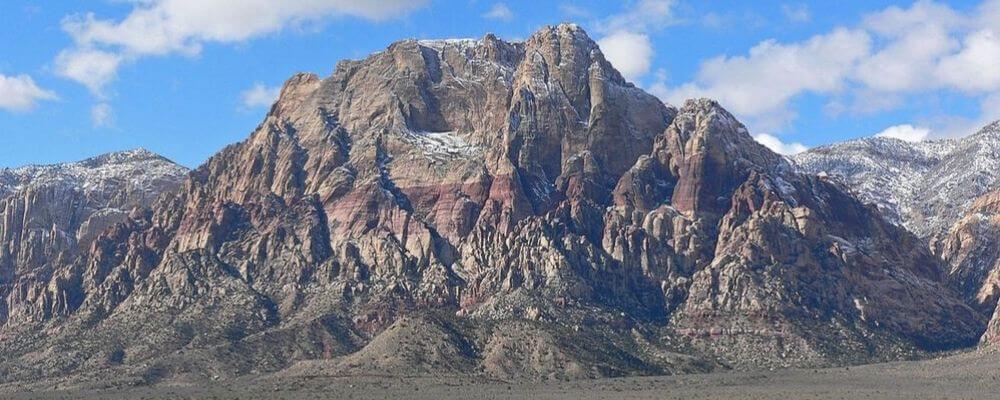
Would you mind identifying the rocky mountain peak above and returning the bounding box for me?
[78,147,169,166]
[669,99,783,164]
[0,148,188,195]
[659,98,788,216]
[269,73,322,120]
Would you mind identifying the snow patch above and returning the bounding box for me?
[417,38,479,52]
[403,130,481,160]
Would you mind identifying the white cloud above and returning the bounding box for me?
[935,29,1000,93]
[54,48,125,96]
[0,74,58,113]
[57,0,427,93]
[91,103,114,127]
[658,0,1000,138]
[593,0,677,82]
[753,133,808,155]
[861,0,964,38]
[661,29,871,131]
[483,3,514,21]
[979,0,1000,29]
[781,4,811,23]
[598,31,654,82]
[854,24,956,92]
[241,83,281,109]
[874,124,930,142]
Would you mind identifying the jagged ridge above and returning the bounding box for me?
[793,121,1000,241]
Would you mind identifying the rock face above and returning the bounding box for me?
[0,149,188,326]
[0,25,984,384]
[793,121,1000,241]
[936,189,1000,344]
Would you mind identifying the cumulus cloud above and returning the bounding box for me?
[657,0,1000,138]
[240,83,281,109]
[862,0,964,37]
[854,24,955,92]
[598,31,654,82]
[483,3,514,21]
[91,103,114,127]
[662,29,871,131]
[935,29,1000,93]
[979,0,1000,28]
[753,133,808,155]
[594,0,677,82]
[874,124,931,142]
[0,74,58,113]
[57,0,427,93]
[54,48,124,96]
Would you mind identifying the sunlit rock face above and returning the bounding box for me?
[0,149,187,326]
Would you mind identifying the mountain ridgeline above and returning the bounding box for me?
[0,25,992,384]
[794,121,1000,347]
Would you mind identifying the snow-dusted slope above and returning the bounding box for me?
[0,148,188,202]
[0,148,188,279]
[793,121,1000,240]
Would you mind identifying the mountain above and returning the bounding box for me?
[0,149,188,326]
[0,25,983,386]
[794,121,1000,346]
[793,121,1000,241]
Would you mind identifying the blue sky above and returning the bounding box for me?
[0,0,997,167]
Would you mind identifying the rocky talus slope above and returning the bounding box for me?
[793,121,1000,241]
[0,25,984,385]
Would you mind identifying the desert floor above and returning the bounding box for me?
[3,350,999,400]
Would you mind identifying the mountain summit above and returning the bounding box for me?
[0,25,984,385]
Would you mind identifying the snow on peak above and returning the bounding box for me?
[0,149,189,198]
[417,38,480,52]
[793,121,1000,239]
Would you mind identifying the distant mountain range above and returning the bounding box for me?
[794,121,1000,241]
[794,121,1000,347]
[0,25,997,388]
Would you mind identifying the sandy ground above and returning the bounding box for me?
[4,350,999,399]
